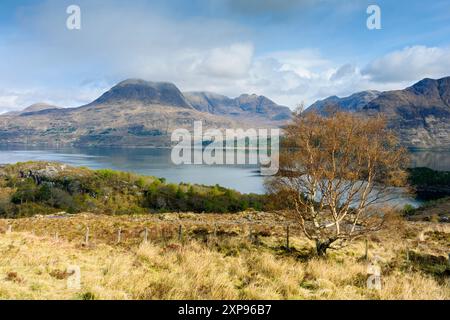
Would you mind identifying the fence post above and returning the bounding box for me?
[84,227,89,245]
[286,225,290,251]
[144,228,148,243]
[364,239,369,261]
[178,225,183,242]
[117,228,122,244]
[7,225,12,234]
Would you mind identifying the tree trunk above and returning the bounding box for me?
[316,241,328,257]
[315,239,335,257]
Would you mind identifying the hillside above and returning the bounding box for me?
[0,79,291,147]
[307,77,450,148]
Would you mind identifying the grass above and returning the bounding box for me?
[0,212,448,300]
[405,197,450,223]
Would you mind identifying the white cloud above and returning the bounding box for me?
[331,64,358,81]
[198,43,254,78]
[0,84,108,114]
[230,50,368,107]
[363,46,450,83]
[0,93,20,112]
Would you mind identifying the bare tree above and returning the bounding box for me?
[294,102,306,116]
[266,111,409,256]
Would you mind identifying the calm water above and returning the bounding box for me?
[0,146,448,206]
[0,146,264,194]
[409,149,450,171]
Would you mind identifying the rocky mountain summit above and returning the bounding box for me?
[87,79,193,109]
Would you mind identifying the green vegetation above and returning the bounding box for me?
[408,167,450,186]
[407,167,450,201]
[0,162,266,218]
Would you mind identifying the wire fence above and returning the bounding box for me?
[0,216,305,250]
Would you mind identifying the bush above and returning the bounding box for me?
[402,204,416,216]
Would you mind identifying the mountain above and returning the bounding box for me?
[307,90,381,114]
[87,79,193,109]
[307,76,450,148]
[183,92,237,114]
[0,79,291,147]
[184,92,292,121]
[21,103,61,114]
[4,103,60,116]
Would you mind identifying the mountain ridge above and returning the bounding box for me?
[184,91,291,121]
[307,76,450,148]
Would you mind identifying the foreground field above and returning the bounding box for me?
[0,212,448,300]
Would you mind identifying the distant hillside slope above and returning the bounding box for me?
[307,76,450,148]
[4,103,61,116]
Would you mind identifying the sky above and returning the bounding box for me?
[1,0,450,113]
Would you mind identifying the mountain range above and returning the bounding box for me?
[0,79,291,147]
[1,76,450,148]
[307,76,450,148]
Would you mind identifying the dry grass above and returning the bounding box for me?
[0,213,448,300]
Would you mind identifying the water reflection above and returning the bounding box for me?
[409,149,450,171]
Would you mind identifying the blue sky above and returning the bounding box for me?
[1,0,450,112]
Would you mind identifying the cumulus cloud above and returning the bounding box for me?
[363,46,450,83]
[240,49,365,107]
[0,84,107,114]
[331,64,358,81]
[194,43,254,78]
